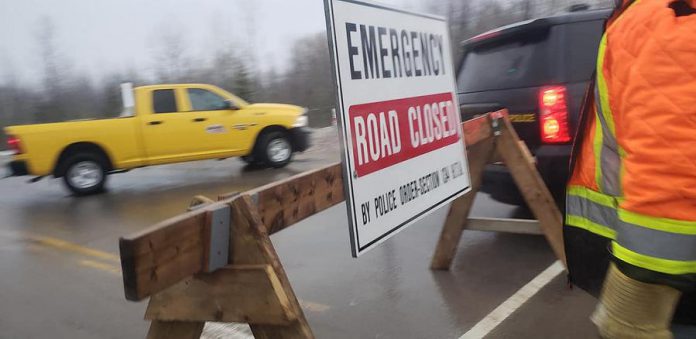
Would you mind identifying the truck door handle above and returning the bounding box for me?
[192,117,207,122]
[148,121,163,125]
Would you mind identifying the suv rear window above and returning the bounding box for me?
[457,30,551,93]
[561,20,604,82]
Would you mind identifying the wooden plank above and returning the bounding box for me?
[146,321,204,339]
[518,140,535,164]
[495,117,567,267]
[249,163,344,235]
[120,208,209,301]
[430,138,495,270]
[145,265,296,325]
[233,196,314,338]
[145,196,312,337]
[462,114,493,148]
[466,217,542,235]
[120,201,238,301]
[217,191,240,201]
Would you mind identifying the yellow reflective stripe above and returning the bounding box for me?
[567,185,616,208]
[618,209,696,235]
[613,242,696,275]
[592,114,604,191]
[566,214,617,239]
[596,35,615,136]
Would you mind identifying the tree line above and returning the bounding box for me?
[0,0,611,145]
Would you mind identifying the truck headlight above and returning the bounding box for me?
[293,115,308,128]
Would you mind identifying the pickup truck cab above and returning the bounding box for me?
[4,83,310,195]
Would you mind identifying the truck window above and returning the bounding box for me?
[457,29,550,93]
[153,89,178,113]
[188,89,228,111]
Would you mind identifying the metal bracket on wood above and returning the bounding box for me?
[206,205,231,272]
[489,110,504,136]
[250,192,259,205]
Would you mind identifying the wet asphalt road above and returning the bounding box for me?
[0,129,602,338]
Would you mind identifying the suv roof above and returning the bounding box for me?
[463,8,612,49]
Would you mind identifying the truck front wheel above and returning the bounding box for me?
[62,154,108,196]
[258,131,292,168]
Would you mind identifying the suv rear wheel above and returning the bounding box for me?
[62,154,108,196]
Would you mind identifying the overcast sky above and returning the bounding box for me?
[0,0,422,87]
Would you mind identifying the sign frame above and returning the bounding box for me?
[323,0,471,257]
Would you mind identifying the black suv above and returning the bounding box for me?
[456,8,611,205]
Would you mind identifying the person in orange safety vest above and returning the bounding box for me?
[564,0,696,337]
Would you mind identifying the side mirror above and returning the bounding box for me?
[225,100,240,110]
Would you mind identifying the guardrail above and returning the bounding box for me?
[118,110,565,339]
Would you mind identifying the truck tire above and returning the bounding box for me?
[61,153,108,196]
[257,131,292,168]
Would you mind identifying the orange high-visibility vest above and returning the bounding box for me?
[566,0,696,282]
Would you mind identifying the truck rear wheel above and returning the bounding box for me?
[257,131,292,168]
[62,154,108,196]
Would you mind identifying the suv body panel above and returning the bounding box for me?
[457,9,611,205]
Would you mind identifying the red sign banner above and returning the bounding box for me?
[348,92,461,177]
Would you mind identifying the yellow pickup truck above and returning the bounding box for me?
[4,83,310,195]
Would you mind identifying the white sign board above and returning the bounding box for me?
[325,0,472,257]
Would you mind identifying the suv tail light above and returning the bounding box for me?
[7,135,22,154]
[539,86,571,143]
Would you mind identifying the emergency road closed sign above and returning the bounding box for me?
[324,0,471,256]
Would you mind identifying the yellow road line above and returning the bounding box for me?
[28,235,119,263]
[9,232,331,313]
[26,234,123,275]
[79,259,121,275]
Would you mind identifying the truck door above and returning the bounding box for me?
[184,87,243,152]
[140,88,230,163]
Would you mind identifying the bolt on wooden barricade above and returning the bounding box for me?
[118,110,565,339]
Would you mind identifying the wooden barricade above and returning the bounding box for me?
[118,110,565,339]
[431,110,566,270]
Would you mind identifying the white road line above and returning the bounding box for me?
[460,260,565,339]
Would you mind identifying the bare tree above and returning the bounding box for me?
[150,25,190,83]
[279,32,335,126]
[237,1,260,100]
[0,0,620,138]
[35,16,73,121]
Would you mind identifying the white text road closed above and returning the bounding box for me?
[324,0,471,256]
